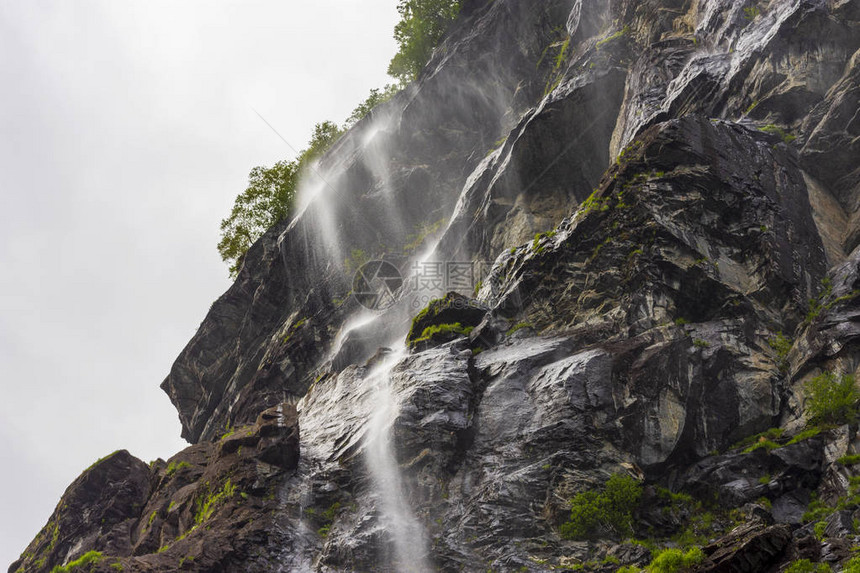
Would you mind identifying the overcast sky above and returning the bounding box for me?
[0,1,399,567]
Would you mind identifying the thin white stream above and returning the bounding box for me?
[364,346,432,573]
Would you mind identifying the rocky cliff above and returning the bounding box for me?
[10,0,860,572]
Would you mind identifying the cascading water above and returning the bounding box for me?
[363,347,432,573]
[278,97,453,570]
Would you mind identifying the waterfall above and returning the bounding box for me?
[364,347,432,573]
[279,97,450,570]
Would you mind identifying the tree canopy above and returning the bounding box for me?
[388,0,461,82]
[217,122,345,278]
[218,1,463,277]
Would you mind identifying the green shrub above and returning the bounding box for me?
[595,26,630,49]
[344,85,400,128]
[743,438,780,454]
[559,474,642,539]
[388,0,461,82]
[842,556,860,573]
[731,427,783,451]
[194,479,236,525]
[802,493,832,523]
[814,520,827,540]
[768,332,792,372]
[218,121,343,278]
[50,551,103,573]
[646,547,704,573]
[806,278,834,323]
[165,460,191,477]
[804,371,859,425]
[743,5,760,20]
[759,124,795,144]
[838,454,860,466]
[785,427,821,446]
[785,559,831,573]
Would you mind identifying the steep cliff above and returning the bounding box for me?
[11,0,860,572]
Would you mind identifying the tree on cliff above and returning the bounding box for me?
[388,0,461,82]
[217,121,343,278]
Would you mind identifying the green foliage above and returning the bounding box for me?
[218,121,343,278]
[532,230,558,251]
[581,189,611,214]
[219,422,235,440]
[693,339,710,349]
[409,298,440,334]
[785,427,821,446]
[559,474,642,539]
[674,318,690,326]
[313,502,342,537]
[843,556,860,573]
[759,124,795,144]
[194,479,236,526]
[411,322,473,346]
[506,322,533,336]
[804,371,859,425]
[785,559,831,573]
[838,454,860,466]
[803,493,832,523]
[541,35,571,95]
[595,26,630,49]
[768,332,792,372]
[50,551,103,573]
[732,427,783,451]
[388,0,461,81]
[743,438,780,454]
[743,5,760,20]
[345,85,399,128]
[806,277,834,323]
[814,520,827,540]
[165,460,191,477]
[646,547,705,573]
[217,159,301,278]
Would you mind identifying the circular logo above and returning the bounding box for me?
[352,260,403,311]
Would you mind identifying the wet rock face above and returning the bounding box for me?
[15,0,860,571]
[487,116,825,334]
[8,451,151,573]
[10,406,300,573]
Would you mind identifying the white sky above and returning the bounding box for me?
[0,1,399,567]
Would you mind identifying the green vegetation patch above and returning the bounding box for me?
[616,547,704,573]
[410,323,473,348]
[50,551,103,573]
[785,559,831,573]
[559,474,642,539]
[596,26,630,49]
[388,0,461,82]
[759,124,795,143]
[218,122,343,277]
[194,479,237,526]
[838,454,860,466]
[165,460,191,478]
[804,371,859,425]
